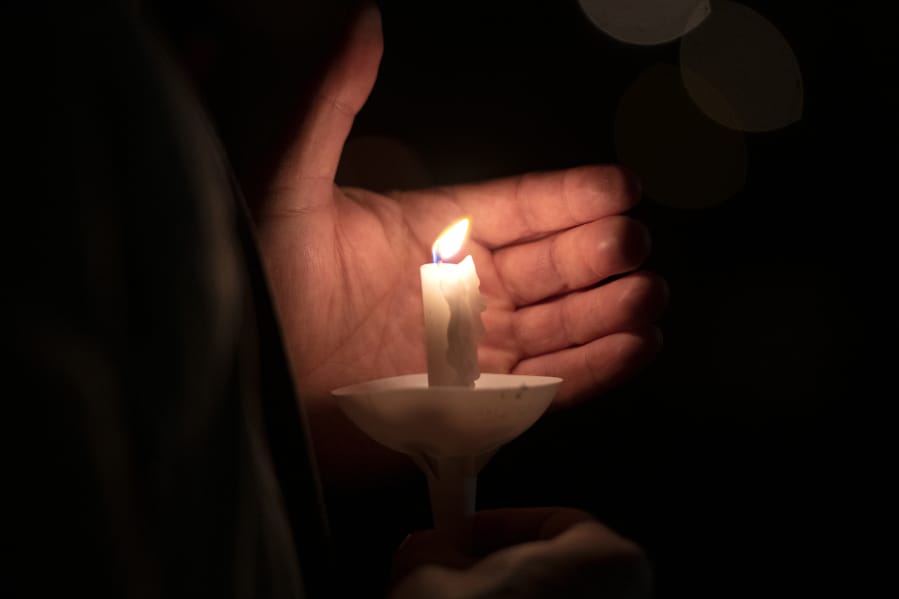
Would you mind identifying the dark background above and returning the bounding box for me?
[152,0,894,596]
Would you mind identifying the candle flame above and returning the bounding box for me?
[432,218,470,263]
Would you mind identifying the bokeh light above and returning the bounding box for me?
[578,0,710,45]
[614,64,747,209]
[680,1,803,132]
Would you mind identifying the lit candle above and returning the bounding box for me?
[420,218,486,387]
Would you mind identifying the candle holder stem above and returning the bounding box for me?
[427,469,476,549]
[412,452,492,551]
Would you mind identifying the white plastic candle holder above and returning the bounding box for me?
[332,373,561,548]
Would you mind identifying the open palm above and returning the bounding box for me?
[256,6,666,485]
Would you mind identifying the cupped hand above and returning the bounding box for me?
[255,4,667,485]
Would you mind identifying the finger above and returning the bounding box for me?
[514,272,668,358]
[273,2,383,194]
[494,215,651,306]
[470,507,597,555]
[396,165,639,251]
[391,510,651,599]
[469,518,651,599]
[478,519,645,568]
[513,327,662,408]
[391,529,475,583]
[450,165,640,248]
[393,508,596,580]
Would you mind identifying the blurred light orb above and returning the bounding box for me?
[578,0,711,45]
[614,64,747,209]
[680,0,803,132]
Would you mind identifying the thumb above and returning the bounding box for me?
[273,2,382,197]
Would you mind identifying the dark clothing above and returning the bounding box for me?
[8,3,331,597]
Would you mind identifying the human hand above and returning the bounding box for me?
[255,4,667,485]
[389,508,651,599]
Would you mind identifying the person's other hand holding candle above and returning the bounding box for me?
[390,507,651,599]
[256,4,668,488]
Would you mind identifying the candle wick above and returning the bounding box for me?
[432,250,440,264]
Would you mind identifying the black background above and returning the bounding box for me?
[152,0,894,596]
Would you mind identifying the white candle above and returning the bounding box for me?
[420,218,485,387]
